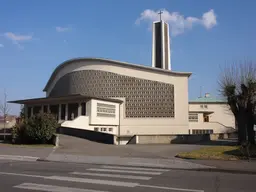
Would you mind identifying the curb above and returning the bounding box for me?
[36,158,256,175]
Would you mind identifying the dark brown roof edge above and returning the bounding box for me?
[8,94,123,104]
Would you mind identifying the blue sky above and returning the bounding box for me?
[0,0,256,115]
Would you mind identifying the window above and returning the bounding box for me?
[204,105,208,109]
[94,127,99,131]
[192,129,213,134]
[100,127,107,132]
[97,103,116,117]
[109,128,113,132]
[189,113,198,122]
[200,105,204,108]
[204,114,209,122]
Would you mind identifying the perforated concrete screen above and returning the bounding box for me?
[49,70,175,118]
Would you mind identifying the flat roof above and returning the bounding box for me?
[8,94,123,105]
[43,57,192,91]
[189,97,227,104]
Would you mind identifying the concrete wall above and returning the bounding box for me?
[189,103,236,133]
[57,127,115,144]
[134,134,210,144]
[45,59,190,136]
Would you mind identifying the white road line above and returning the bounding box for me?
[71,172,152,180]
[1,171,204,192]
[0,171,138,187]
[0,155,38,161]
[48,176,139,187]
[14,183,109,192]
[87,168,162,175]
[0,172,45,178]
[101,165,169,172]
[139,184,204,192]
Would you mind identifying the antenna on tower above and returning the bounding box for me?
[200,86,202,98]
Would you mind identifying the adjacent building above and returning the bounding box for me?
[188,93,236,134]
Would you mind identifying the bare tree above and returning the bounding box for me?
[0,89,10,141]
[219,60,256,145]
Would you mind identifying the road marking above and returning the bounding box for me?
[1,171,204,191]
[71,172,152,180]
[48,176,139,187]
[87,168,162,175]
[0,172,45,178]
[14,183,109,192]
[101,165,169,172]
[0,155,38,161]
[139,184,204,192]
[0,171,138,187]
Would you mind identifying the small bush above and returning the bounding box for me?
[12,112,58,144]
[12,121,27,144]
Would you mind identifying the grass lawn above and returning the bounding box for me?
[176,145,256,160]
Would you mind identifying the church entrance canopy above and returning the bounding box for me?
[9,94,122,121]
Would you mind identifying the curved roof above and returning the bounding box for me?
[43,57,192,92]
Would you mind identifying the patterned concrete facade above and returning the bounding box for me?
[49,70,175,118]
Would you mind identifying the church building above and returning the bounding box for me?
[9,18,236,144]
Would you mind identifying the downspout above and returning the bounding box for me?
[118,103,121,145]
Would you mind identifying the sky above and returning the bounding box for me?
[0,0,256,115]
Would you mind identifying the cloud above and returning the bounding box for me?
[4,32,33,49]
[56,26,70,32]
[135,9,217,36]
[4,32,32,41]
[0,44,3,48]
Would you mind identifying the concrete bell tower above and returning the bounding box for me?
[151,11,171,70]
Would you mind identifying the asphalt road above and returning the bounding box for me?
[0,160,255,192]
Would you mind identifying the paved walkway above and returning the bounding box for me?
[0,143,54,159]
[55,134,203,159]
[41,134,214,169]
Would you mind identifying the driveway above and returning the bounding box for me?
[55,134,204,159]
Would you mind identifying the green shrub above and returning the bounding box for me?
[12,112,58,144]
[12,121,27,144]
[25,113,58,144]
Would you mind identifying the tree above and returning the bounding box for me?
[0,89,10,141]
[219,61,256,145]
[20,105,25,119]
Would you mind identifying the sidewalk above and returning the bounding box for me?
[43,153,214,169]
[187,159,256,174]
[0,143,54,160]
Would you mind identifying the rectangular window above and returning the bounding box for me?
[109,128,113,132]
[94,127,99,132]
[97,103,116,117]
[189,113,198,122]
[192,129,213,135]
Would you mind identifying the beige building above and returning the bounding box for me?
[10,57,191,145]
[189,93,236,134]
[8,19,236,144]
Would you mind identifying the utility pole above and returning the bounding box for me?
[0,89,10,141]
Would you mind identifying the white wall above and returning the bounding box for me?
[61,116,118,135]
[189,103,236,133]
[46,60,190,136]
[89,99,120,126]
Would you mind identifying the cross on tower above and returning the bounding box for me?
[158,10,163,21]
